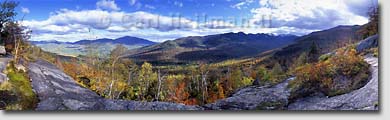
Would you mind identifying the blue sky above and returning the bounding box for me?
[14,0,378,42]
[17,0,256,20]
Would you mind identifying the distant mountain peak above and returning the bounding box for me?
[31,36,156,46]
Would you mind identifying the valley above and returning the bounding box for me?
[31,36,156,57]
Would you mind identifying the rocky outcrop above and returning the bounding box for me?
[0,46,6,56]
[28,60,201,110]
[356,34,379,52]
[204,77,295,110]
[27,54,378,110]
[287,55,378,110]
[0,57,10,83]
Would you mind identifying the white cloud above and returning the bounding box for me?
[21,9,208,41]
[107,26,128,32]
[231,0,254,10]
[231,2,245,9]
[21,7,30,14]
[144,4,156,9]
[343,0,378,17]
[96,0,121,11]
[123,11,198,31]
[201,20,235,29]
[22,8,244,42]
[250,0,370,30]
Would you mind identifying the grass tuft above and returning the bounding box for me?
[0,61,38,110]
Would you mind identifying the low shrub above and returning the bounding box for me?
[371,48,378,57]
[289,48,370,101]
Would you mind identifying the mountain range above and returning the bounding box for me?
[126,32,298,65]
[31,36,156,46]
[30,36,156,57]
[31,25,364,66]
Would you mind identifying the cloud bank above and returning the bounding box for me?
[250,0,373,30]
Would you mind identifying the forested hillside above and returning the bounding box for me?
[127,32,298,65]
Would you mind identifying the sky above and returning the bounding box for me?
[14,0,378,42]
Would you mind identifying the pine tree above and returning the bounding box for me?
[256,66,270,84]
[270,62,284,84]
[296,52,308,66]
[230,67,243,89]
[308,41,319,62]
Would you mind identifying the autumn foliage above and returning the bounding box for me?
[289,47,370,100]
[25,41,290,106]
[171,82,197,105]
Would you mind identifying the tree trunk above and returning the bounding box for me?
[156,69,162,101]
[107,80,114,99]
